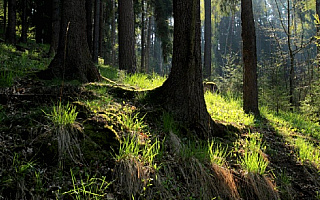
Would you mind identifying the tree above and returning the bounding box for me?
[6,0,16,44]
[93,0,100,63]
[150,0,222,138]
[241,0,259,116]
[38,0,101,83]
[48,0,61,56]
[86,0,94,54]
[118,0,136,73]
[19,0,27,43]
[204,0,212,79]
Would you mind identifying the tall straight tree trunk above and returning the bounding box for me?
[39,0,101,83]
[3,0,7,34]
[204,0,212,79]
[286,0,295,110]
[317,0,320,66]
[149,0,222,138]
[93,0,100,63]
[145,15,152,73]
[19,0,27,43]
[118,0,136,73]
[6,0,16,44]
[48,0,61,57]
[110,0,116,66]
[98,1,104,57]
[241,0,260,116]
[140,0,146,73]
[86,0,94,54]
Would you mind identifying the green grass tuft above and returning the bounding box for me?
[237,133,269,175]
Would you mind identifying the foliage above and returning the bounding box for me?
[205,91,254,126]
[215,53,243,96]
[0,43,50,87]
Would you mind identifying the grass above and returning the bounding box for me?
[44,101,78,126]
[43,101,81,163]
[61,170,112,200]
[237,132,269,175]
[123,73,166,90]
[0,43,50,87]
[294,138,320,169]
[205,91,255,126]
[208,140,229,167]
[115,136,163,169]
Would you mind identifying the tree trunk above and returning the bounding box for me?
[3,0,7,34]
[48,0,61,57]
[145,15,152,73]
[99,0,104,57]
[86,0,94,54]
[141,0,146,73]
[6,0,16,44]
[204,0,212,79]
[287,0,295,110]
[39,0,101,83]
[19,0,27,43]
[317,0,320,66]
[93,0,100,63]
[241,0,260,116]
[111,0,116,66]
[150,0,221,138]
[118,0,136,73]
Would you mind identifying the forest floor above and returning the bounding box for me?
[0,43,320,199]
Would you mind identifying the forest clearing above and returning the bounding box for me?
[1,0,320,199]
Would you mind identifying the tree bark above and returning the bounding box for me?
[19,0,27,43]
[118,0,136,73]
[111,0,116,66]
[86,0,94,54]
[150,0,221,138]
[241,0,260,116]
[141,0,146,73]
[99,0,104,57]
[39,0,101,83]
[145,15,152,73]
[48,0,61,57]
[6,0,16,44]
[93,0,100,63]
[204,0,212,79]
[3,0,7,34]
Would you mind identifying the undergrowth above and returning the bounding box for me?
[205,91,254,126]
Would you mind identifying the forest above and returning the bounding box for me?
[0,0,320,199]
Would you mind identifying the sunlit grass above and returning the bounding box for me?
[44,101,78,126]
[99,64,118,81]
[115,136,163,169]
[261,107,320,140]
[236,132,269,175]
[208,140,228,167]
[205,92,254,126]
[294,138,320,169]
[123,73,166,90]
[62,170,112,199]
